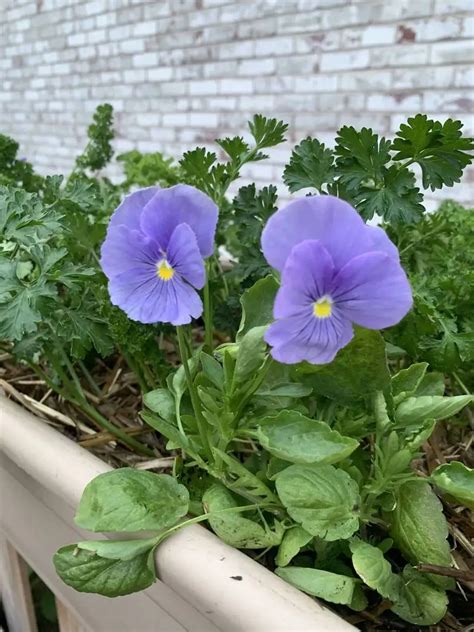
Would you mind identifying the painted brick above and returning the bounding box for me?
[0,0,472,206]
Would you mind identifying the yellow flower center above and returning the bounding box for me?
[156,259,174,281]
[313,296,333,318]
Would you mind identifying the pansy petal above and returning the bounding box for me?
[100,225,161,280]
[108,265,159,322]
[109,187,160,231]
[274,240,335,318]
[108,267,202,325]
[332,251,412,329]
[365,225,400,261]
[167,223,205,289]
[265,307,353,365]
[261,195,372,272]
[140,184,218,257]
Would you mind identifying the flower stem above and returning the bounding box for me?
[176,326,212,459]
[203,260,213,352]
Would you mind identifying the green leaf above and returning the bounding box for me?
[275,526,312,567]
[200,352,224,389]
[431,461,474,509]
[143,388,175,422]
[248,114,288,149]
[275,464,360,540]
[415,372,445,397]
[75,469,189,532]
[237,275,279,341]
[77,537,159,560]
[392,114,474,191]
[212,448,279,504]
[179,147,216,192]
[295,328,390,403]
[391,567,448,626]
[335,126,392,190]
[54,545,155,597]
[203,484,283,549]
[395,394,472,425]
[233,326,267,384]
[352,165,424,224]
[75,103,114,171]
[350,539,400,602]
[257,410,359,465]
[283,138,335,193]
[275,567,356,606]
[215,136,250,161]
[391,362,428,403]
[389,481,452,586]
[256,383,313,398]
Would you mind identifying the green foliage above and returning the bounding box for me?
[387,200,474,380]
[276,567,357,606]
[284,116,473,224]
[295,328,390,403]
[54,545,156,597]
[118,149,181,190]
[203,484,283,549]
[431,461,474,509]
[75,469,189,532]
[392,114,474,191]
[389,481,452,582]
[275,464,360,540]
[4,108,470,627]
[75,103,114,172]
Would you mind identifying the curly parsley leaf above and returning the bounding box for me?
[351,165,424,223]
[392,114,474,191]
[216,136,250,162]
[249,114,288,150]
[76,103,114,172]
[283,138,335,193]
[335,126,392,190]
[229,184,277,282]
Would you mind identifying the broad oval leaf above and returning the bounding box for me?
[275,526,313,567]
[275,464,360,540]
[233,326,268,384]
[237,275,279,342]
[143,388,175,422]
[276,567,356,605]
[77,537,159,561]
[395,395,472,425]
[203,484,283,549]
[431,461,474,509]
[54,544,156,597]
[257,410,358,465]
[389,481,452,587]
[75,469,189,532]
[350,539,400,602]
[391,567,448,626]
[392,362,428,404]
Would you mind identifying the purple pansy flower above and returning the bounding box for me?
[100,184,218,325]
[261,195,412,364]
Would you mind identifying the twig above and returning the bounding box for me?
[79,426,149,448]
[135,457,175,470]
[416,563,474,583]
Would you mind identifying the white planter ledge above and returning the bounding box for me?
[0,394,355,631]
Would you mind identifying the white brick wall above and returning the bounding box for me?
[1,0,473,207]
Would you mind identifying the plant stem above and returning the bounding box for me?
[78,360,102,397]
[452,372,471,396]
[203,260,213,352]
[176,326,212,459]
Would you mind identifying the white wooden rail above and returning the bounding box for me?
[0,394,354,631]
